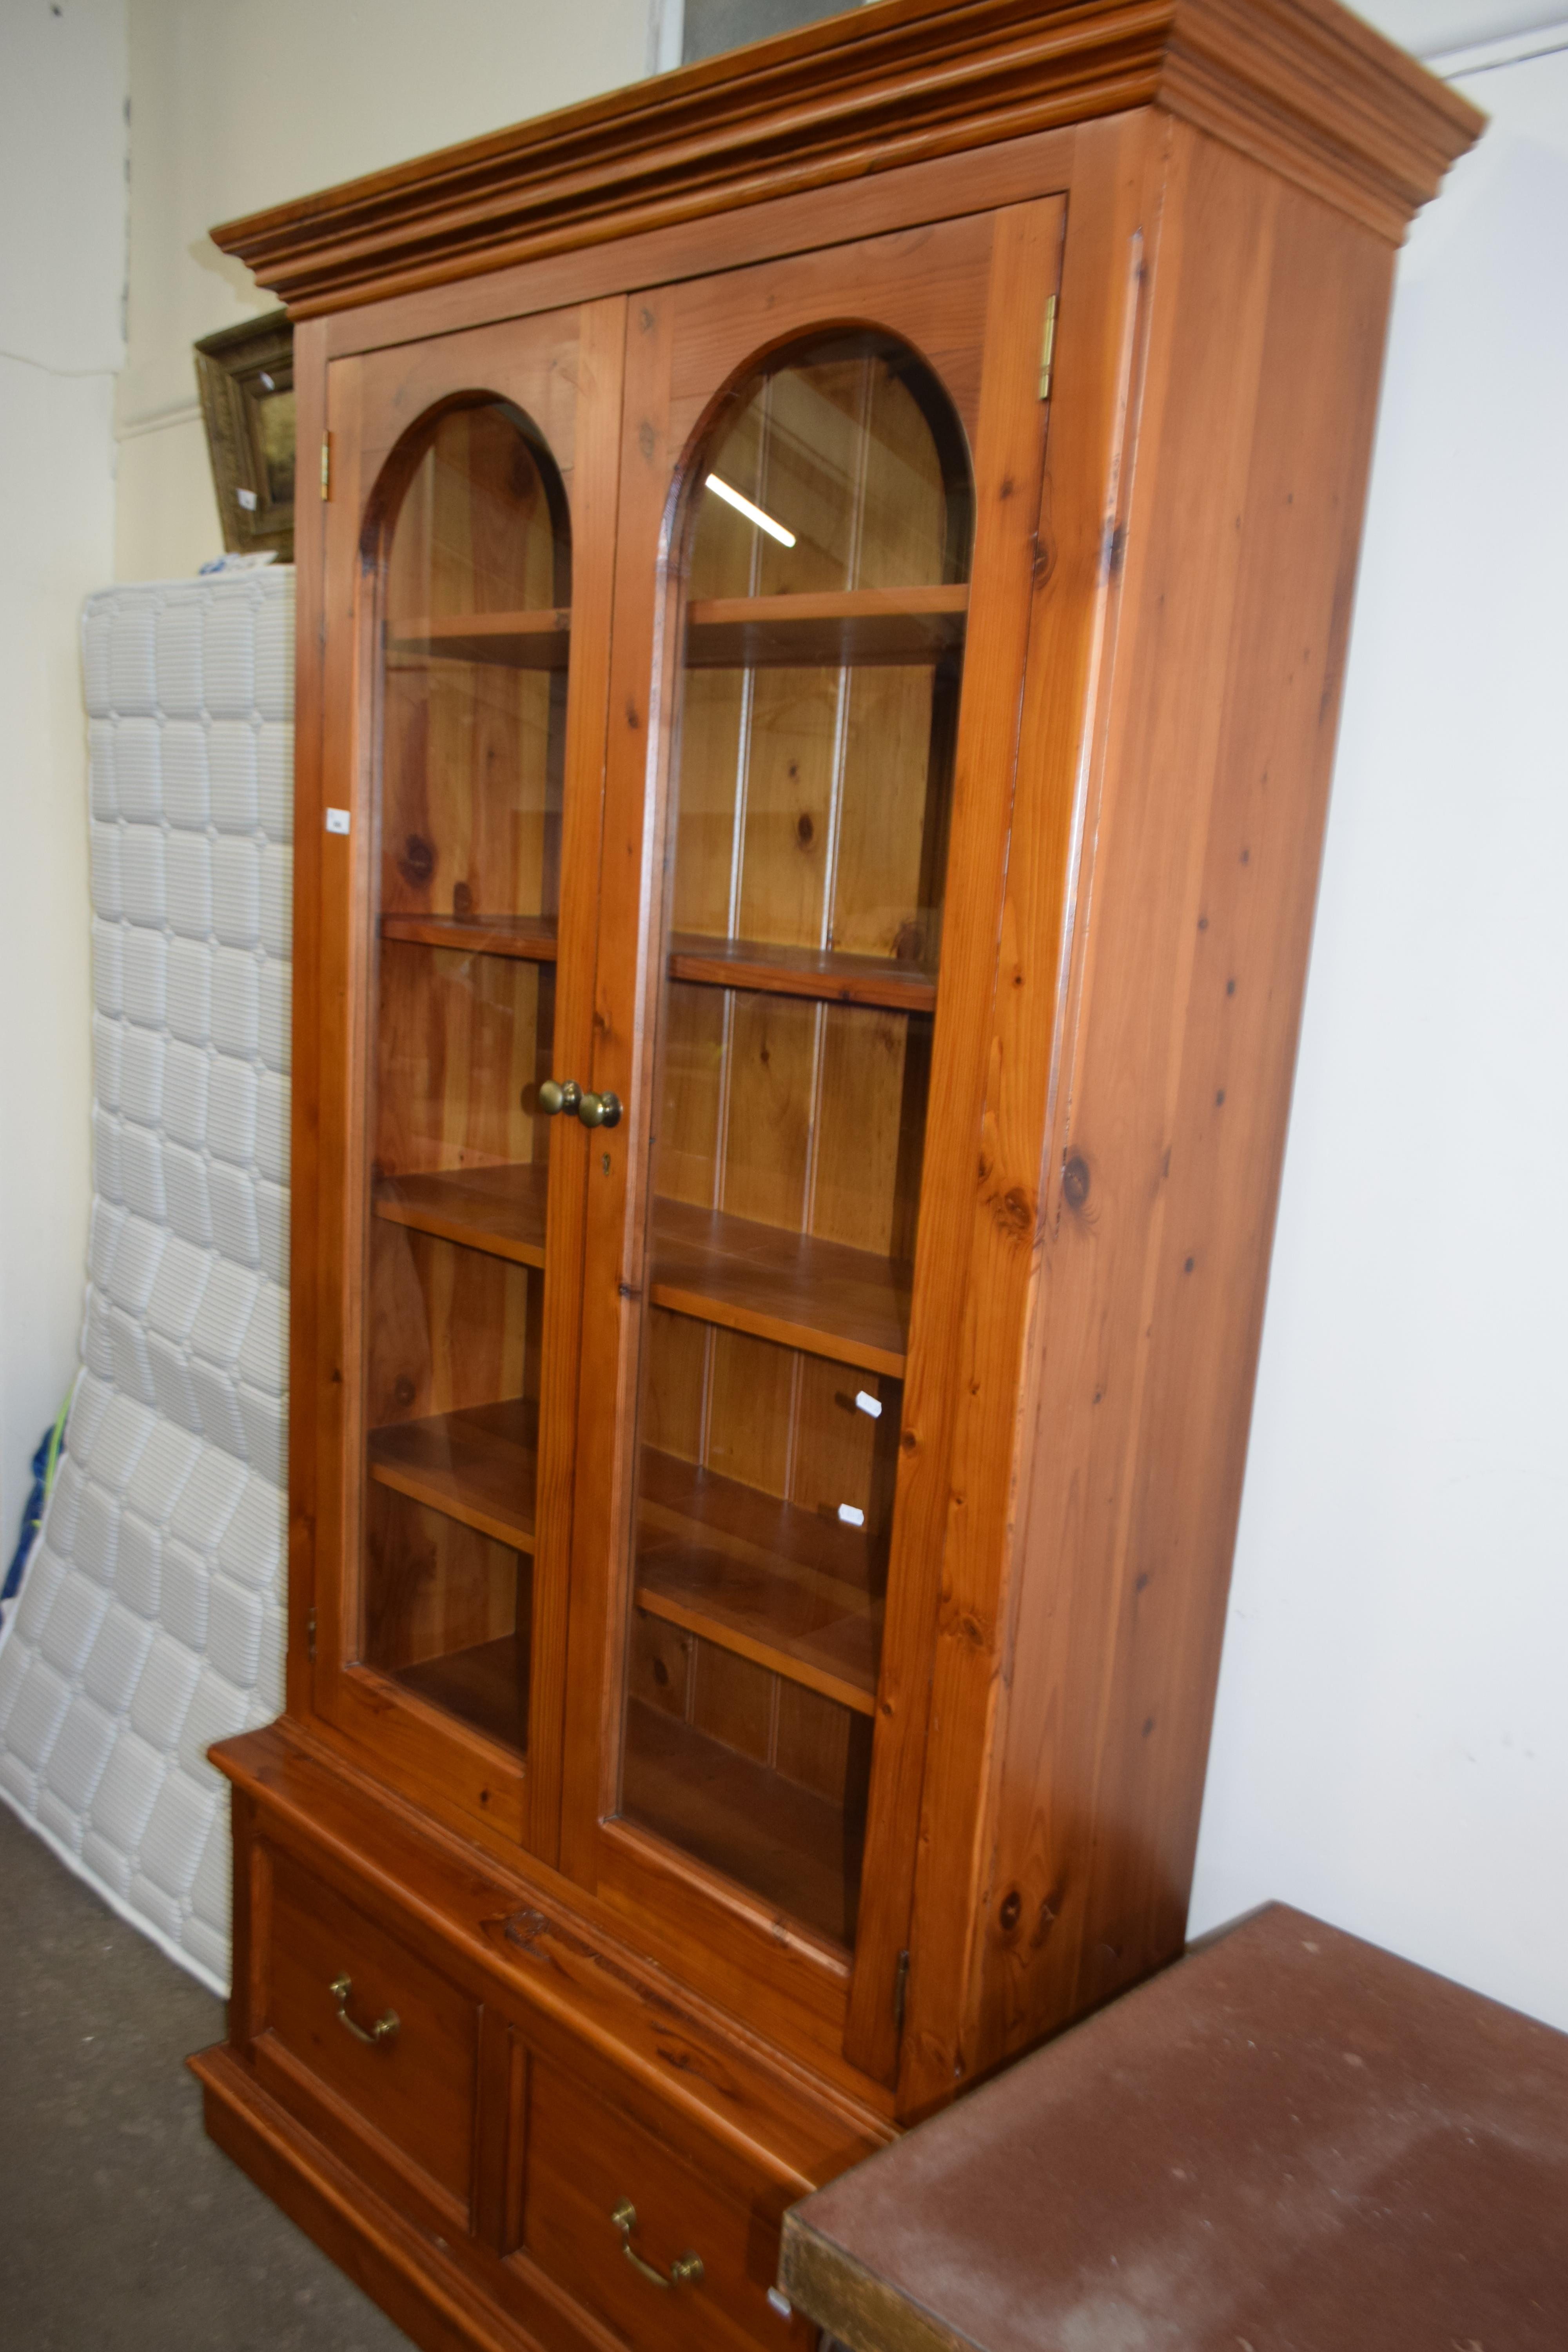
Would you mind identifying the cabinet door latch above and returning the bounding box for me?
[320,433,332,501]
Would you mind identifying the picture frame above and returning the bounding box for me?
[193,309,296,561]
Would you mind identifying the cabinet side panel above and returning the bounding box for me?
[287,317,329,1720]
[895,111,1160,2114]
[978,130,1394,2071]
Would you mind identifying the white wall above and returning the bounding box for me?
[1189,26,1568,2033]
[0,0,127,1559]
[117,0,653,579]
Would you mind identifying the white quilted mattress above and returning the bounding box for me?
[0,569,294,1995]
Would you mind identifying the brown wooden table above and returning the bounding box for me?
[780,1904,1568,2352]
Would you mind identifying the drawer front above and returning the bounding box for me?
[263,1849,478,2214]
[519,2058,811,2352]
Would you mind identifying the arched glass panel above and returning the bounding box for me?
[617,335,973,1945]
[358,400,571,1758]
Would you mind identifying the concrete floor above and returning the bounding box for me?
[0,1800,411,2351]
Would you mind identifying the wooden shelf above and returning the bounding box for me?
[373,1169,908,1376]
[388,609,571,670]
[395,1631,530,1755]
[684,585,967,670]
[636,1449,880,1715]
[622,1699,860,1947]
[380,912,559,961]
[668,931,937,1013]
[367,1397,537,1552]
[651,1198,909,1377]
[382,912,932,1009]
[374,1162,550,1268]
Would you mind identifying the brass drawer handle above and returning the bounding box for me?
[611,2198,703,2289]
[330,1973,399,2048]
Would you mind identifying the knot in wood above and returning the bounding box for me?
[503,1908,550,1951]
[993,1185,1034,1238]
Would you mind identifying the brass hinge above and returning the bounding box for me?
[893,1948,910,2034]
[320,433,331,501]
[307,1606,317,1662]
[1038,293,1059,401]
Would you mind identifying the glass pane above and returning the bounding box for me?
[618,335,972,1944]
[358,401,571,1757]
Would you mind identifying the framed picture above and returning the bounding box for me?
[194,309,296,560]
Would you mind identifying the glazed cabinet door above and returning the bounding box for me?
[307,303,624,1862]
[561,210,1063,2083]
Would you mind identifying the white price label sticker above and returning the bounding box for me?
[325,808,351,835]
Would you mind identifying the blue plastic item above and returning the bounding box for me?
[2,1391,71,1610]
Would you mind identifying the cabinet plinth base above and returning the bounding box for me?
[201,1723,886,2352]
[192,2045,550,2352]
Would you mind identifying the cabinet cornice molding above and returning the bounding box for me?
[212,0,1481,316]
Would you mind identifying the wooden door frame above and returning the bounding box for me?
[296,300,626,1866]
[558,202,1067,2085]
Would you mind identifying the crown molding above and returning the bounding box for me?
[211,0,1483,316]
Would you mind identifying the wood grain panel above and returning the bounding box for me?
[284,312,328,1724]
[374,944,551,1182]
[622,1701,864,1949]
[650,1200,909,1376]
[841,191,1070,2085]
[362,1484,525,1682]
[833,666,945,963]
[389,610,572,668]
[887,136,1156,2104]
[566,210,1007,2070]
[368,1397,540,1553]
[379,914,558,961]
[380,405,564,930]
[522,293,629,1864]
[522,2057,818,2352]
[374,1161,550,1267]
[637,1441,881,1713]
[216,1719,896,2169]
[668,935,936,1012]
[971,135,1397,2079]
[265,1847,478,2212]
[629,317,969,1922]
[196,2037,619,2352]
[304,304,613,1868]
[365,1222,535,1432]
[733,670,838,950]
[686,588,966,668]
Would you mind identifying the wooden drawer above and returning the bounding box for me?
[517,2058,813,2352]
[260,1848,479,2223]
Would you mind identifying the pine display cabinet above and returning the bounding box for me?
[189,7,1480,2349]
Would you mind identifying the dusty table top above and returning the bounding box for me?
[780,1904,1568,2352]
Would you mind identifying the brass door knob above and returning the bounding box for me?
[577,1090,622,1130]
[538,1079,621,1128]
